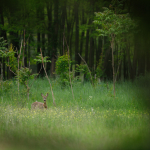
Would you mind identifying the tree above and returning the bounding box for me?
[94,7,136,97]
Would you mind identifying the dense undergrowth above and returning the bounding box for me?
[0,75,150,150]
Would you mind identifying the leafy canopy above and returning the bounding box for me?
[93,7,136,37]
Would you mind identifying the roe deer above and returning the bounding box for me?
[31,93,48,109]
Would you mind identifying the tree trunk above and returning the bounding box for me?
[132,47,137,79]
[111,34,115,97]
[75,2,79,76]
[37,8,41,73]
[85,19,90,64]
[50,0,59,77]
[79,9,85,64]
[146,38,150,72]
[60,1,67,55]
[24,30,28,67]
[123,47,128,80]
[37,32,41,73]
[28,35,31,68]
[66,6,74,69]
[47,3,52,75]
[96,37,102,65]
[137,31,145,76]
[89,35,94,72]
[69,27,73,71]
[39,5,45,76]
[0,8,7,79]
[2,58,5,80]
[41,33,45,76]
[126,41,134,80]
[50,56,55,77]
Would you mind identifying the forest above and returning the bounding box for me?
[0,0,150,81]
[0,0,150,150]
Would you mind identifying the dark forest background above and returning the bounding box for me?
[0,0,150,81]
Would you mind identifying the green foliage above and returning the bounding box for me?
[93,7,136,37]
[0,37,7,52]
[0,37,9,61]
[55,54,70,75]
[55,54,72,88]
[94,7,137,93]
[56,71,75,88]
[16,67,37,86]
[34,54,51,63]
[0,41,17,73]
[96,53,105,78]
[0,76,150,150]
[6,44,18,72]
[76,64,91,81]
[0,80,13,93]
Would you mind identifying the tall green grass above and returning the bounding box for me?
[0,75,150,150]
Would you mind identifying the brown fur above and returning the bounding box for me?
[31,93,48,109]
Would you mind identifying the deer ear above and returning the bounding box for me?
[46,93,48,97]
[41,93,43,96]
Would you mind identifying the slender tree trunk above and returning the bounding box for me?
[36,7,41,73]
[24,30,28,67]
[50,0,59,77]
[37,32,41,73]
[96,37,102,64]
[126,41,134,80]
[0,8,7,40]
[0,7,6,79]
[41,33,45,76]
[89,35,94,71]
[2,58,5,79]
[118,42,122,80]
[1,61,3,82]
[85,19,90,64]
[28,35,31,68]
[137,30,145,76]
[66,8,74,69]
[116,42,118,70]
[42,34,45,55]
[146,37,150,72]
[117,43,121,80]
[123,47,128,80]
[69,28,73,71]
[111,34,115,97]
[79,9,85,64]
[60,1,67,55]
[40,6,45,76]
[0,2,7,80]
[47,3,52,74]
[75,2,79,76]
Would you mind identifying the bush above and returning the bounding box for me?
[0,80,13,93]
[56,54,70,74]
[55,54,72,88]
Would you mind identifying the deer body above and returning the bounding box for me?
[31,93,48,109]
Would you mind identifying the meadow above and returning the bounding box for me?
[0,75,150,150]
